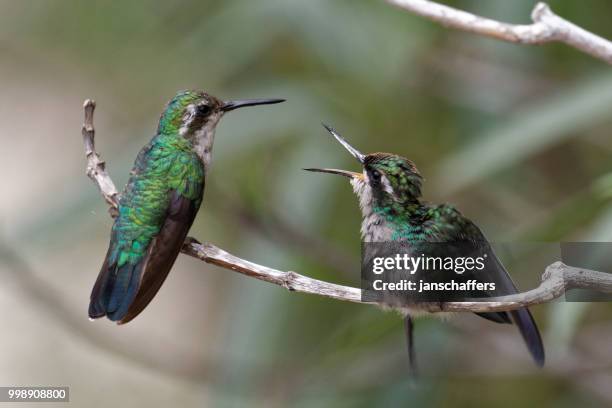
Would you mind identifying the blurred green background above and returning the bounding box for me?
[0,0,611,406]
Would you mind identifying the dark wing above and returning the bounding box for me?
[424,205,545,366]
[117,190,200,324]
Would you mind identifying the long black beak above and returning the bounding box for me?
[303,168,363,179]
[222,98,285,112]
[321,123,365,163]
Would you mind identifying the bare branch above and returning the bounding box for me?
[82,99,119,216]
[183,242,612,312]
[386,0,612,65]
[82,101,612,313]
[182,240,366,304]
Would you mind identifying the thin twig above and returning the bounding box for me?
[82,101,612,313]
[182,239,365,304]
[386,0,612,65]
[82,99,119,216]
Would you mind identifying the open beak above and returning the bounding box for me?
[303,124,365,180]
[303,167,363,179]
[321,123,365,164]
[222,98,285,112]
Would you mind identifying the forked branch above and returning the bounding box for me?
[386,0,612,65]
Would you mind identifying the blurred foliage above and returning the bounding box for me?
[1,0,612,406]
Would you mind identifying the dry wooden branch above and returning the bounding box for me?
[82,101,612,313]
[82,100,119,216]
[386,0,612,65]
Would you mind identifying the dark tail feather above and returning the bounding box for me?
[88,251,114,319]
[510,308,545,367]
[404,315,418,380]
[107,261,144,322]
[88,250,144,322]
[106,262,131,313]
[476,311,512,324]
[88,287,110,319]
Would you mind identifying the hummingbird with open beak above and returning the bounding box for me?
[89,90,284,324]
[305,124,544,372]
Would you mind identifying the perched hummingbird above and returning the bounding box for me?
[305,124,545,370]
[89,90,284,324]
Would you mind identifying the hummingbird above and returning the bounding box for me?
[89,90,284,324]
[305,124,545,371]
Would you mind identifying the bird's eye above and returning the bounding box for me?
[370,169,381,183]
[197,105,212,115]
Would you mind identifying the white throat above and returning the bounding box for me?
[350,174,394,242]
[180,109,223,171]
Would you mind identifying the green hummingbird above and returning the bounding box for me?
[305,124,545,370]
[89,90,284,324]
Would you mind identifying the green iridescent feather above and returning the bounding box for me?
[110,134,205,269]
